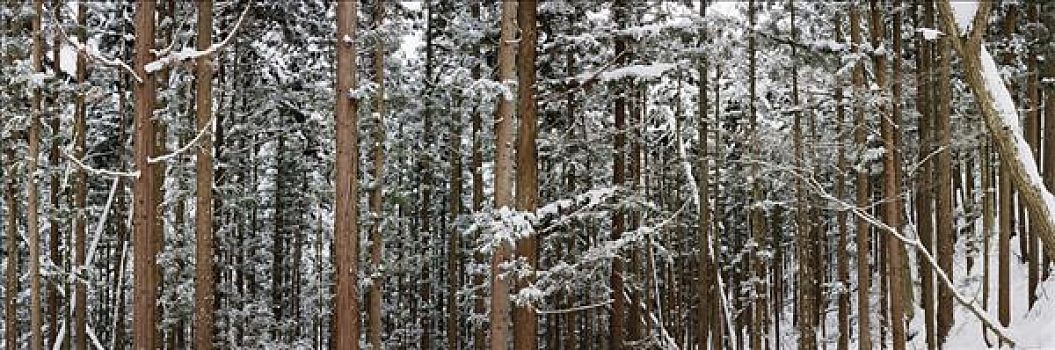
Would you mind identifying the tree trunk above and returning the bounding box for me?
[72,2,88,349]
[609,1,628,348]
[849,6,872,350]
[193,2,216,349]
[28,0,45,348]
[833,13,851,350]
[490,1,517,348]
[791,2,816,348]
[513,1,538,349]
[937,0,1055,264]
[913,2,937,349]
[369,1,386,348]
[1024,2,1041,309]
[696,2,716,348]
[132,0,161,348]
[3,108,20,350]
[884,5,907,349]
[47,1,63,345]
[334,0,361,348]
[934,15,956,342]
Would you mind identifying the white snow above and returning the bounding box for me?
[918,28,943,41]
[951,1,979,34]
[597,63,675,82]
[979,45,1055,223]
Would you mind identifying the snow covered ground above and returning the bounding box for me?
[938,231,1055,350]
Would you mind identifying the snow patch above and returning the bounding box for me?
[597,63,675,82]
[918,28,943,41]
[951,2,979,34]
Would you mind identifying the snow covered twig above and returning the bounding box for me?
[148,114,215,164]
[145,1,254,73]
[62,150,139,178]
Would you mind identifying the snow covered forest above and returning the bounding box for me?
[2,0,1055,349]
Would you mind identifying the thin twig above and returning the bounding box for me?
[148,115,215,164]
[62,150,139,178]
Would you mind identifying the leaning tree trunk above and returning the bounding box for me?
[937,1,1055,260]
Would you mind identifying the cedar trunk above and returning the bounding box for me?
[334,1,361,349]
[513,1,539,349]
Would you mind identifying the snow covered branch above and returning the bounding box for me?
[148,115,215,164]
[50,7,142,83]
[773,164,1018,346]
[62,150,139,178]
[144,1,253,73]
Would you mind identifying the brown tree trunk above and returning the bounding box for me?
[609,1,628,348]
[914,2,937,349]
[2,3,18,346]
[1024,2,1041,309]
[833,13,851,350]
[513,1,538,349]
[696,2,716,348]
[747,1,768,348]
[934,15,956,342]
[368,1,385,348]
[791,2,815,348]
[72,2,88,349]
[28,1,44,349]
[884,6,907,349]
[132,1,161,348]
[849,6,872,350]
[193,1,216,349]
[490,1,517,348]
[47,1,63,345]
[334,0,361,348]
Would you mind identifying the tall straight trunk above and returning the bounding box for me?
[2,3,18,346]
[132,1,161,348]
[47,1,62,345]
[833,14,850,350]
[2,139,16,350]
[512,1,538,349]
[1045,34,1055,282]
[1024,1,1041,309]
[981,140,993,338]
[849,6,872,350]
[914,1,937,349]
[28,0,44,348]
[934,15,956,343]
[334,0,361,349]
[998,157,1011,327]
[609,1,627,348]
[747,1,768,348]
[490,1,517,349]
[791,2,815,348]
[562,50,579,350]
[368,1,385,348]
[696,2,716,348]
[193,1,216,349]
[885,6,907,349]
[915,2,941,347]
[470,2,485,349]
[72,2,88,349]
[447,107,462,350]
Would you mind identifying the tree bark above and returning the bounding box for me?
[833,13,851,350]
[849,6,872,350]
[913,2,937,349]
[470,2,485,349]
[513,1,538,349]
[132,1,161,348]
[193,1,216,349]
[884,5,907,349]
[72,2,88,349]
[334,0,361,348]
[934,16,956,343]
[28,0,44,348]
[490,1,517,349]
